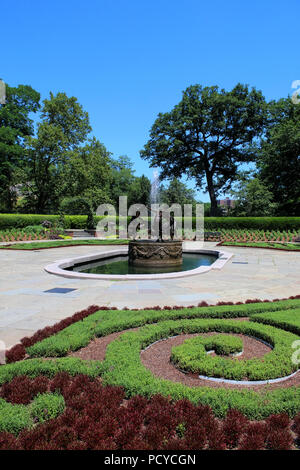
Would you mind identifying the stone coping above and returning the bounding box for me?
[44,247,233,281]
[198,370,299,386]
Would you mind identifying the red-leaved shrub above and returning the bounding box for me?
[294,413,300,440]
[223,409,249,449]
[0,374,297,450]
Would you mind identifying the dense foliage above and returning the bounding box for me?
[0,214,299,231]
[0,84,40,212]
[170,324,298,380]
[2,298,300,420]
[140,83,267,216]
[0,374,298,450]
[258,98,300,215]
[1,81,299,217]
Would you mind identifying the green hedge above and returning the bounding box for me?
[102,320,300,419]
[0,392,65,435]
[0,358,104,385]
[251,308,300,335]
[0,214,299,231]
[170,321,298,380]
[204,217,300,231]
[2,299,300,420]
[26,299,300,358]
[0,214,103,230]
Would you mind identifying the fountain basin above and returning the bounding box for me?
[128,240,182,267]
[44,247,233,280]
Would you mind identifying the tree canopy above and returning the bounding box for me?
[60,137,113,210]
[257,98,300,215]
[140,83,267,215]
[22,92,91,213]
[0,83,40,211]
[160,178,198,207]
[1,80,298,218]
[230,175,277,217]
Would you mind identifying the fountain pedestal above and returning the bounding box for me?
[128,240,183,267]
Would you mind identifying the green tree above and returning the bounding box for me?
[258,98,300,215]
[22,92,91,213]
[160,178,198,207]
[109,156,151,207]
[140,84,266,215]
[109,156,135,206]
[230,176,277,216]
[0,83,40,211]
[61,137,112,210]
[127,174,151,207]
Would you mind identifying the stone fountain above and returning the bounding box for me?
[128,239,183,267]
[128,171,183,267]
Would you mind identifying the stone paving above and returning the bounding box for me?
[0,242,299,348]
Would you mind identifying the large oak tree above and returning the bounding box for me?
[140,84,266,215]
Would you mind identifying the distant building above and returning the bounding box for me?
[217,197,236,214]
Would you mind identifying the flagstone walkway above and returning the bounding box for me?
[0,241,299,348]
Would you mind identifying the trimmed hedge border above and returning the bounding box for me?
[169,322,298,380]
[2,296,300,420]
[0,214,300,231]
[102,320,300,419]
[218,242,300,252]
[0,392,65,435]
[24,299,300,358]
[251,309,300,336]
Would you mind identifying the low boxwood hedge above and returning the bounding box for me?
[0,214,299,231]
[101,320,300,419]
[0,392,65,435]
[170,322,297,380]
[171,333,244,371]
[1,299,300,420]
[251,308,300,335]
[0,358,104,385]
[26,299,300,358]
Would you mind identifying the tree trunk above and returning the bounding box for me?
[204,164,219,216]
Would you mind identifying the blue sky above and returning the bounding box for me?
[1,0,299,201]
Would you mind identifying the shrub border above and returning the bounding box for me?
[2,296,300,420]
[0,392,65,435]
[102,319,300,419]
[218,242,300,252]
[6,296,300,363]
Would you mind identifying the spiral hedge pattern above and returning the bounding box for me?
[0,299,300,420]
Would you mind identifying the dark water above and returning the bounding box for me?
[67,252,217,275]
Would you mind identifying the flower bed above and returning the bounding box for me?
[0,228,48,243]
[208,228,300,244]
[0,381,65,435]
[218,241,300,251]
[0,374,298,450]
[1,298,300,449]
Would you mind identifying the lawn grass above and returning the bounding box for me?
[0,239,129,250]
